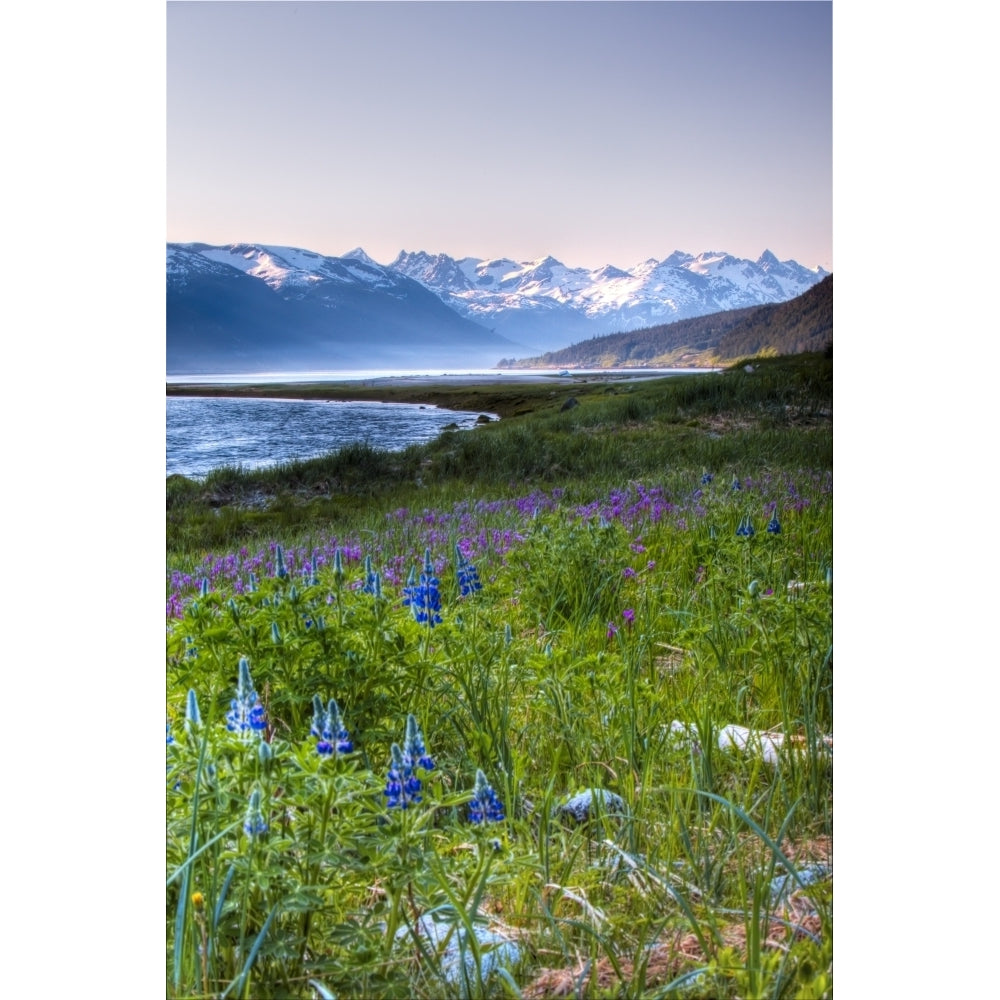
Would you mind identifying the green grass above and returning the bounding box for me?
[167,354,831,558]
[167,353,832,998]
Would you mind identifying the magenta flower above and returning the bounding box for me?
[622,608,636,626]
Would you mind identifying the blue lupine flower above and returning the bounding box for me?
[732,478,742,491]
[243,784,268,837]
[404,714,435,771]
[271,622,282,644]
[456,546,483,597]
[414,577,442,623]
[308,553,320,586]
[166,721,175,745]
[274,545,288,579]
[248,572,258,593]
[766,514,781,534]
[333,548,344,582]
[736,517,755,537]
[404,571,442,624]
[310,694,353,756]
[362,556,382,597]
[384,742,425,809]
[468,769,505,824]
[402,564,417,600]
[701,472,714,485]
[226,658,268,738]
[185,636,198,659]
[200,578,210,597]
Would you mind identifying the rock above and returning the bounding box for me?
[442,422,460,431]
[556,788,626,824]
[560,396,579,411]
[475,414,493,424]
[769,863,831,905]
[396,914,520,995]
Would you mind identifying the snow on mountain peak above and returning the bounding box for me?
[662,250,695,267]
[384,244,829,351]
[170,240,829,358]
[343,246,380,266]
[592,264,630,281]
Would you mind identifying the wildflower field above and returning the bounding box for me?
[167,357,833,999]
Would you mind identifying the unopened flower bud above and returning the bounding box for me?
[185,689,201,727]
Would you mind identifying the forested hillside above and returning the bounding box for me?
[499,274,832,368]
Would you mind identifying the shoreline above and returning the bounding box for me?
[166,369,705,419]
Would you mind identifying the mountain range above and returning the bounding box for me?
[167,242,829,373]
[500,274,833,369]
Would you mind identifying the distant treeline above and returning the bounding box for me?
[499,274,832,369]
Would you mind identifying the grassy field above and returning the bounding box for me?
[167,354,832,998]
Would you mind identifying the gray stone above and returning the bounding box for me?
[769,863,831,904]
[396,913,520,995]
[556,788,626,823]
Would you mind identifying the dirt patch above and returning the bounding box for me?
[522,836,831,997]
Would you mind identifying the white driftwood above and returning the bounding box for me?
[668,721,832,765]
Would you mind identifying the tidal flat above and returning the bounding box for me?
[166,369,685,419]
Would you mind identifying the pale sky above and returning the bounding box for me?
[167,1,832,271]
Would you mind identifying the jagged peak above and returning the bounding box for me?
[343,246,380,266]
[662,250,694,267]
[592,263,630,280]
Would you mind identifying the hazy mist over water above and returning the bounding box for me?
[165,367,703,385]
[165,369,510,385]
[167,397,494,478]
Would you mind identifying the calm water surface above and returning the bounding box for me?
[166,368,714,478]
[167,397,494,478]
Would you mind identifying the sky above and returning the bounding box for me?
[167,1,832,271]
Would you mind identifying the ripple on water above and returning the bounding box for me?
[166,397,495,478]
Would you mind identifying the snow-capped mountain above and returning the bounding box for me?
[167,241,829,373]
[388,248,828,354]
[167,243,528,374]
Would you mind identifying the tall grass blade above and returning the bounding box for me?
[222,903,279,999]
